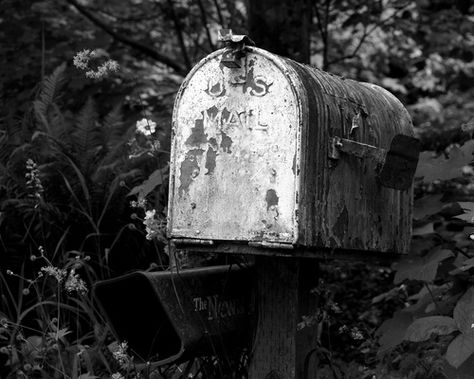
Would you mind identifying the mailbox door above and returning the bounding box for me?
[169,49,300,244]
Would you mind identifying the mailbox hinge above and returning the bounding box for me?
[173,238,214,246]
[248,241,294,249]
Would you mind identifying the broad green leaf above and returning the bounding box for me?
[394,248,453,284]
[415,141,474,183]
[443,352,474,378]
[440,202,465,218]
[372,286,403,304]
[414,194,443,220]
[454,287,474,333]
[446,330,474,368]
[22,336,43,358]
[450,257,474,276]
[128,166,169,199]
[412,222,434,236]
[404,316,457,342]
[405,284,451,316]
[376,311,414,353]
[456,202,474,223]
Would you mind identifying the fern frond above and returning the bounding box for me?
[73,98,101,171]
[33,63,67,132]
[102,104,125,148]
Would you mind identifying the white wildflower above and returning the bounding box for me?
[112,373,125,379]
[25,159,43,203]
[73,49,119,80]
[350,327,364,340]
[85,59,119,80]
[64,269,88,295]
[143,209,166,240]
[136,118,157,136]
[130,198,146,209]
[40,266,67,283]
[73,49,95,70]
[113,341,130,367]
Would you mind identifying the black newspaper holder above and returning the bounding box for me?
[94,265,253,366]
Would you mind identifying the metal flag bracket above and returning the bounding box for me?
[218,29,255,68]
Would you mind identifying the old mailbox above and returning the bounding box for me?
[168,42,419,255]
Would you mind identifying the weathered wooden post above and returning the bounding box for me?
[167,31,420,378]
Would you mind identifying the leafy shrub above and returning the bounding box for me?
[0,60,170,378]
[375,140,474,377]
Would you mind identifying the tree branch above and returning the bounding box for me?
[197,0,216,51]
[166,0,192,71]
[314,0,330,70]
[66,0,186,74]
[89,6,163,23]
[328,3,411,66]
[212,0,225,27]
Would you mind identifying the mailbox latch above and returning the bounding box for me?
[218,29,255,68]
[329,134,420,191]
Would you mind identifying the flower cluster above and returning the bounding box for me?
[136,118,157,136]
[64,269,88,295]
[143,209,166,241]
[25,159,44,203]
[40,266,67,283]
[112,341,130,367]
[85,60,119,79]
[350,327,364,340]
[73,49,119,80]
[73,49,94,70]
[338,325,365,340]
[130,198,146,209]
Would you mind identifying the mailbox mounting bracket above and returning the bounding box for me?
[173,238,214,246]
[248,241,294,249]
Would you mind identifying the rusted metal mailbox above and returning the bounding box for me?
[93,265,253,366]
[168,43,419,255]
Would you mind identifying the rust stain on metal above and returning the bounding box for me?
[179,149,204,195]
[242,59,273,96]
[265,189,279,210]
[220,131,233,153]
[205,81,226,97]
[209,137,218,148]
[205,147,217,175]
[186,118,207,146]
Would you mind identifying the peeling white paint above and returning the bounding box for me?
[169,49,300,243]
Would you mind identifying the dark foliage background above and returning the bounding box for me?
[1,0,474,378]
